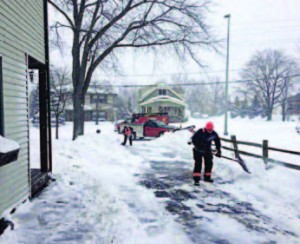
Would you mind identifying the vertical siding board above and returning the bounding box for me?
[0,0,46,216]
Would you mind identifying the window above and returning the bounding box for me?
[91,94,107,104]
[158,89,167,95]
[92,111,106,120]
[84,111,92,121]
[0,57,3,136]
[146,107,152,113]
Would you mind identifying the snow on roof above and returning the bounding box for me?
[65,105,94,111]
[139,87,157,102]
[0,136,20,153]
[62,85,117,95]
[139,95,187,107]
[87,86,116,95]
[139,86,184,102]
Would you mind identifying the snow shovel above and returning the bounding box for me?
[173,125,195,133]
[220,154,251,174]
[212,149,251,174]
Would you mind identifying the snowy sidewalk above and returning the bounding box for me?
[132,131,300,243]
[1,123,189,244]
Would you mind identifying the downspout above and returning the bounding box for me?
[44,0,52,173]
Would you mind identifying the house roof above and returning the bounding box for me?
[63,85,117,95]
[288,93,300,102]
[139,86,184,102]
[87,87,117,95]
[139,95,187,107]
[65,103,114,111]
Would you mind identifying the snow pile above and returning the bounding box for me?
[1,122,189,244]
[0,136,20,153]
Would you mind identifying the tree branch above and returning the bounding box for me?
[48,0,75,29]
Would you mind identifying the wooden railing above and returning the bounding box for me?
[220,136,300,170]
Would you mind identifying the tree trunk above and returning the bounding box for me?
[267,106,273,121]
[96,99,99,125]
[72,90,85,140]
[281,103,286,122]
[79,93,85,135]
[55,115,59,139]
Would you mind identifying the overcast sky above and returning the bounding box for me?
[49,0,300,89]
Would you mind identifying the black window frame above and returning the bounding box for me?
[158,89,167,95]
[0,56,4,136]
[91,94,107,104]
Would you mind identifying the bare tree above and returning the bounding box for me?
[48,0,217,140]
[50,67,72,139]
[183,79,209,115]
[207,76,225,115]
[241,49,298,121]
[279,60,298,121]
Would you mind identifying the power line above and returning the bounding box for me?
[99,60,300,78]
[101,76,300,88]
[230,39,300,48]
[231,19,300,27]
[98,69,242,78]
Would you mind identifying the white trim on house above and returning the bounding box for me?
[140,95,187,107]
[139,86,184,102]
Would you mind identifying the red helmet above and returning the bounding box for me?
[205,121,214,131]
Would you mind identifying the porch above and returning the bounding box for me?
[30,169,50,198]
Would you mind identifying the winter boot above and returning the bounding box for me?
[204,177,214,183]
[194,181,200,186]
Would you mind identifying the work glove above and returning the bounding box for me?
[187,141,192,145]
[216,151,221,158]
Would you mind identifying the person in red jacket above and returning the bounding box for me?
[191,121,221,185]
[122,126,134,146]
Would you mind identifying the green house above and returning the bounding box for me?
[138,83,187,122]
[0,0,52,227]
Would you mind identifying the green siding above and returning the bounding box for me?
[0,0,45,217]
[139,87,184,103]
[138,86,186,121]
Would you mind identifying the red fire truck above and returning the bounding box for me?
[131,112,169,125]
[116,112,169,133]
[116,113,174,138]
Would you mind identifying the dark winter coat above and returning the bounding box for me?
[192,128,221,154]
[123,126,134,136]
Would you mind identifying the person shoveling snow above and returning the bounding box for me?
[190,121,221,185]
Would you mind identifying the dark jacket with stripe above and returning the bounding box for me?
[192,128,221,154]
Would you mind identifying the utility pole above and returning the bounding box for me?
[224,14,231,136]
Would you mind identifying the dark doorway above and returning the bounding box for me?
[27,55,52,197]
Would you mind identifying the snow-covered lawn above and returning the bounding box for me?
[1,119,300,243]
[185,116,300,166]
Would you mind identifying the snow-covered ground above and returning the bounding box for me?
[185,116,300,166]
[1,118,300,243]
